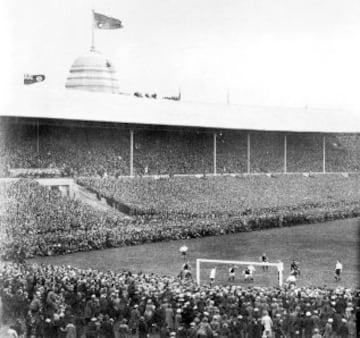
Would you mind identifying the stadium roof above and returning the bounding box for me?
[1,85,360,133]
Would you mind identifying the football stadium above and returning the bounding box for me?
[1,2,360,338]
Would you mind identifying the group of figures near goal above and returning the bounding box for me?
[179,254,344,286]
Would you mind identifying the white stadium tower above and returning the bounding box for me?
[65,49,119,94]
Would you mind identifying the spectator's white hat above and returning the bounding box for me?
[328,318,333,323]
[306,311,311,316]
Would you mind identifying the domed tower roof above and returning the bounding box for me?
[65,49,119,94]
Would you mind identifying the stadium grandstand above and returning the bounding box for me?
[1,84,360,178]
[1,47,360,338]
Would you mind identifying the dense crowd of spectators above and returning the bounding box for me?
[1,262,359,338]
[2,178,360,261]
[0,123,130,177]
[1,121,360,177]
[77,175,360,218]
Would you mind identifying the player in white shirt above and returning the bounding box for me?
[210,267,216,285]
[286,273,297,287]
[334,260,343,281]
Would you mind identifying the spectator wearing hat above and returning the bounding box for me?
[118,318,130,338]
[100,316,114,338]
[187,322,197,338]
[165,303,175,331]
[180,302,194,327]
[210,314,221,334]
[312,328,322,338]
[138,317,148,338]
[346,313,356,338]
[84,295,99,324]
[144,299,155,332]
[129,304,140,335]
[252,317,264,338]
[62,317,77,338]
[29,291,42,316]
[284,309,298,338]
[176,324,187,338]
[86,317,98,338]
[196,317,213,338]
[174,309,182,332]
[302,311,314,338]
[99,293,110,315]
[311,310,321,330]
[232,315,245,338]
[219,321,231,338]
[42,318,54,337]
[273,313,284,338]
[337,318,348,338]
[159,322,171,338]
[323,318,334,338]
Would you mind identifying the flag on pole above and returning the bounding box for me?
[93,11,123,29]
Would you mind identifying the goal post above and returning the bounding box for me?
[196,258,284,287]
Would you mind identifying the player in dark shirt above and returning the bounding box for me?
[261,253,269,271]
[290,260,300,276]
[228,265,236,281]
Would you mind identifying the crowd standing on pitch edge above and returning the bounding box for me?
[1,262,359,338]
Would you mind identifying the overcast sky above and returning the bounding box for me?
[2,0,360,110]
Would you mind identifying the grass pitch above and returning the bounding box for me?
[31,218,360,288]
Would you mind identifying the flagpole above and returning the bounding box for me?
[91,9,95,51]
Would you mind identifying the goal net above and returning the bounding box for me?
[196,258,284,287]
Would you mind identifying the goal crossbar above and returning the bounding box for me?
[196,258,284,286]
